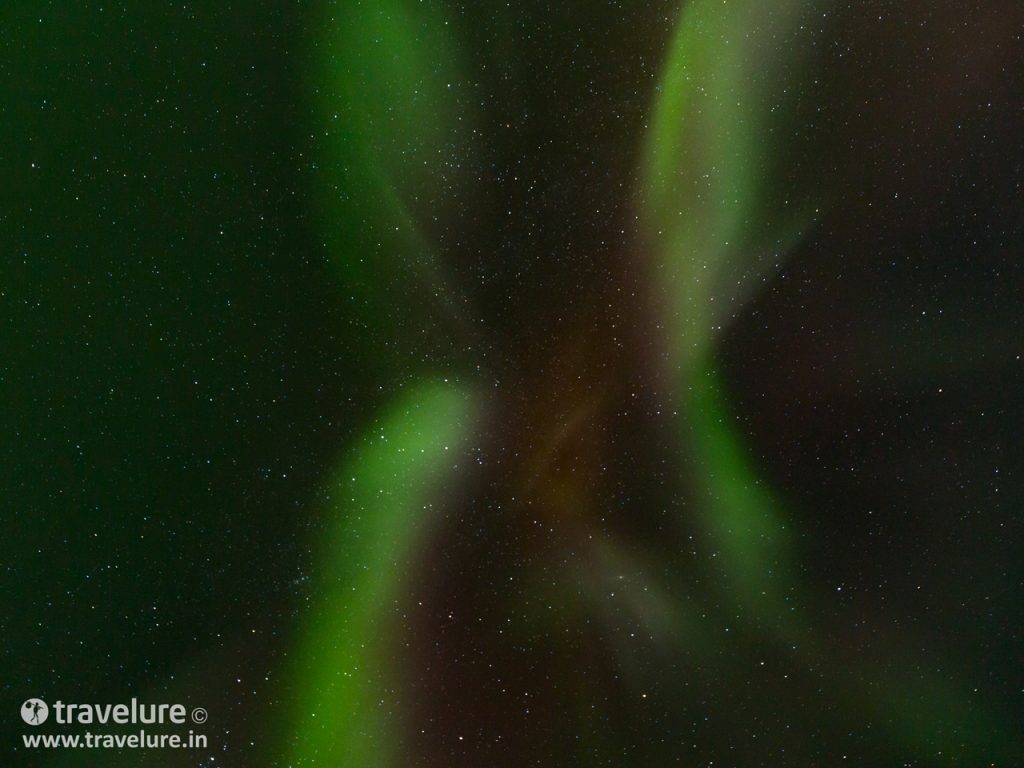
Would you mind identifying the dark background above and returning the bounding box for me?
[3,1,1023,766]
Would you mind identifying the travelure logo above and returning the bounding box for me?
[18,698,204,726]
[21,699,49,726]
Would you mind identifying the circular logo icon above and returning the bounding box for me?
[21,699,49,726]
[191,707,207,724]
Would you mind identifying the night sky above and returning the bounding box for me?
[4,1,1024,766]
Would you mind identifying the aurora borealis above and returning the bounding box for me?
[5,0,1024,766]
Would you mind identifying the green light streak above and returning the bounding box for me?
[685,363,798,633]
[283,382,476,767]
[644,0,816,370]
[313,0,474,343]
[645,0,1020,759]
[644,0,818,636]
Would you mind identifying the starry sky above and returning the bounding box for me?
[4,1,1024,766]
